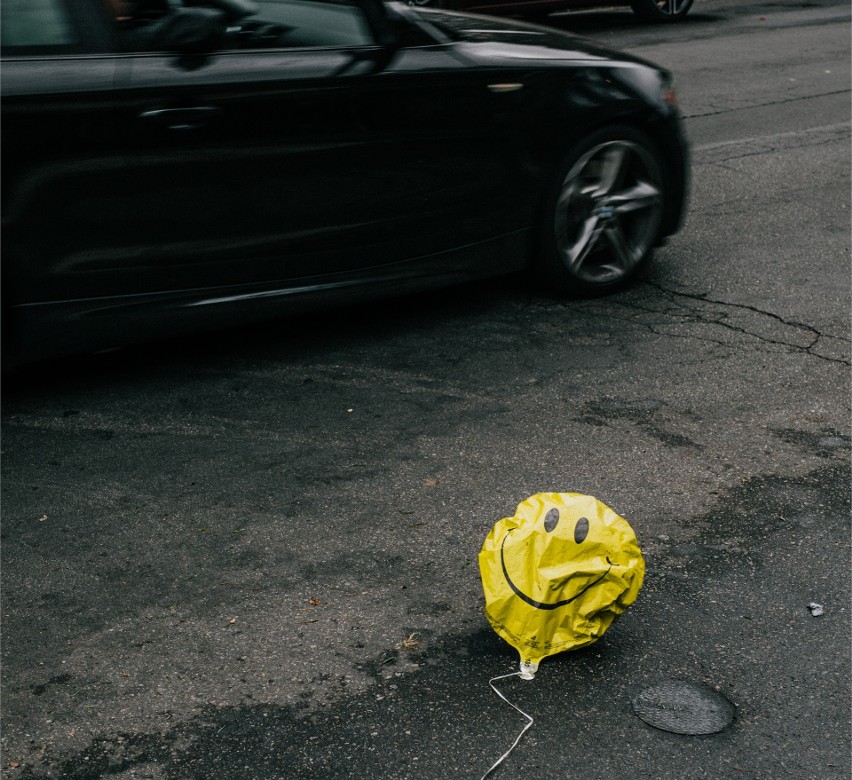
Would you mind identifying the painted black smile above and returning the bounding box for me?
[500,530,613,611]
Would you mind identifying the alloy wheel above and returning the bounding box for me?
[652,0,691,15]
[553,139,663,286]
[631,0,694,20]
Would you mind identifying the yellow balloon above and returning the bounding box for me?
[479,493,644,678]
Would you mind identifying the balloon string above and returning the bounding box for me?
[480,671,535,779]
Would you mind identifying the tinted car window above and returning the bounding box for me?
[0,0,79,53]
[106,0,377,52]
[246,0,375,47]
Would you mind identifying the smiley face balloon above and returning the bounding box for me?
[479,493,644,679]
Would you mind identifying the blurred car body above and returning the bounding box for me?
[1,0,688,365]
[409,0,695,23]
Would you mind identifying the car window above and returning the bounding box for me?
[105,0,378,53]
[241,0,375,47]
[0,0,79,53]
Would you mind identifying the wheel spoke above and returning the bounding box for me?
[608,180,662,215]
[556,183,580,212]
[602,220,632,270]
[595,144,628,196]
[565,215,603,271]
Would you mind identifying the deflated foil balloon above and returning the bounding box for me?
[479,493,644,678]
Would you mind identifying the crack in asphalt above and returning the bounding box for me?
[683,88,851,120]
[702,135,848,168]
[601,283,851,365]
[691,122,851,170]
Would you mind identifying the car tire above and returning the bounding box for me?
[629,0,694,22]
[535,125,666,296]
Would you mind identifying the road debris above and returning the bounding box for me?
[479,492,644,678]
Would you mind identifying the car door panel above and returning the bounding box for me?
[1,55,132,304]
[110,41,527,297]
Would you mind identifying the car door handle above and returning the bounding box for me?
[138,106,221,131]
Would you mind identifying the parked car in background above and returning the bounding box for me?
[1,0,689,365]
[408,0,695,22]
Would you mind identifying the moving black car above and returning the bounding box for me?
[1,0,689,365]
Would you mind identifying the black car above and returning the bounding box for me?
[1,0,688,365]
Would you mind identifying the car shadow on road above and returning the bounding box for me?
[1,273,531,393]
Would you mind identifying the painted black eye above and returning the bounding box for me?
[574,517,590,544]
[544,508,560,533]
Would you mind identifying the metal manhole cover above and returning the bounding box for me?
[632,679,735,735]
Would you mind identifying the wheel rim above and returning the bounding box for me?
[652,0,691,15]
[554,139,663,286]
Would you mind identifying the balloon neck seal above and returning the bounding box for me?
[518,660,538,680]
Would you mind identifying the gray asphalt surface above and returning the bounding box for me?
[2,1,850,778]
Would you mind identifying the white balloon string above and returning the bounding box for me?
[480,671,535,779]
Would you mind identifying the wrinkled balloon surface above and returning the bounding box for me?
[479,493,644,673]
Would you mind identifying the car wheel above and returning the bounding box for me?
[629,0,694,22]
[536,126,666,296]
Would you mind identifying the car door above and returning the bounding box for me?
[1,0,134,318]
[112,0,526,300]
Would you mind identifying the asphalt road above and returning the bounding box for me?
[2,1,850,778]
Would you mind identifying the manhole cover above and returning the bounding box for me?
[632,680,735,735]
